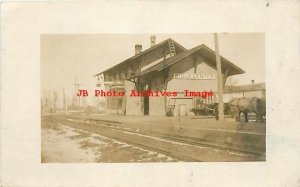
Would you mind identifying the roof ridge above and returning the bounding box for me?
[128,44,245,79]
[94,38,186,77]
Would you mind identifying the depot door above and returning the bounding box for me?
[179,104,187,116]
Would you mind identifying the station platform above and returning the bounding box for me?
[67,114,266,134]
[56,113,266,155]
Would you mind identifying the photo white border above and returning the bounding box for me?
[1,1,300,186]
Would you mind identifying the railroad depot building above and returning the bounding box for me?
[94,36,245,116]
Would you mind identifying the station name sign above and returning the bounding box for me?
[173,73,216,80]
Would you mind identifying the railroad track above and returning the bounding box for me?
[83,118,265,156]
[45,115,265,161]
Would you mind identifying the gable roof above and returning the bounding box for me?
[128,44,245,79]
[93,38,187,77]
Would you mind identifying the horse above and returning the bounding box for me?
[228,97,265,122]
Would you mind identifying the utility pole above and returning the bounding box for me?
[214,33,225,121]
[62,87,67,113]
[74,76,81,112]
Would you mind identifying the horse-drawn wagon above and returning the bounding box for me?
[165,95,266,122]
[228,97,266,122]
[190,98,230,116]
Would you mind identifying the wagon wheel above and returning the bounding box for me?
[205,107,213,116]
[205,107,210,116]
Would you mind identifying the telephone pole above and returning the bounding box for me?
[62,87,67,113]
[214,33,225,121]
[74,76,81,112]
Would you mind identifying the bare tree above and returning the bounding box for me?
[53,91,59,113]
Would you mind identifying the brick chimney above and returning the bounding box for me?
[135,44,142,55]
[150,35,156,47]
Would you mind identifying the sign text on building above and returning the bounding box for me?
[173,73,216,80]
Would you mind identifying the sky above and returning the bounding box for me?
[41,33,265,100]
